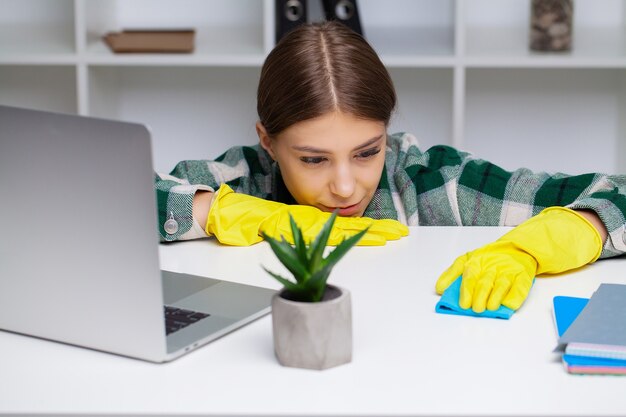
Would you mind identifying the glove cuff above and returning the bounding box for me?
[204,183,234,236]
[499,206,603,274]
[204,184,287,245]
[542,206,603,263]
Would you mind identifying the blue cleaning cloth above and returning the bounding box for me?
[435,276,515,319]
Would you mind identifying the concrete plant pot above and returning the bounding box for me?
[271,285,352,370]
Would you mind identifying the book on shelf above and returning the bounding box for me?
[103,29,196,53]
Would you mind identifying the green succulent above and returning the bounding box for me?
[261,211,368,303]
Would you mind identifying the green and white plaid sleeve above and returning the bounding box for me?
[566,178,626,258]
[155,171,214,242]
[155,145,275,242]
[386,133,626,258]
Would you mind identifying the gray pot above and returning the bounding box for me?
[271,285,352,370]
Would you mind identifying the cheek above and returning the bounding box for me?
[360,157,385,189]
[279,162,326,203]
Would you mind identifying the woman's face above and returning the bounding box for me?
[258,111,386,217]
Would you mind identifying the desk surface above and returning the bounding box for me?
[2,227,626,416]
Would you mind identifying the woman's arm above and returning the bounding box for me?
[156,143,275,242]
[576,209,608,243]
[192,191,215,230]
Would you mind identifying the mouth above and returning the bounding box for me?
[322,201,362,217]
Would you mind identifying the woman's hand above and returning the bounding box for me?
[436,241,538,312]
[204,184,408,246]
[436,207,604,313]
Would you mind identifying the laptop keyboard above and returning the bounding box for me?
[164,306,210,335]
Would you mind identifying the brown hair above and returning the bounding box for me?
[257,21,396,137]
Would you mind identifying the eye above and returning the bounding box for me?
[356,147,381,160]
[300,156,327,165]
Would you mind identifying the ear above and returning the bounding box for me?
[256,121,276,160]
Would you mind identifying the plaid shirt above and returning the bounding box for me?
[156,132,626,258]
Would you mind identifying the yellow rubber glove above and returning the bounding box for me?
[205,184,408,246]
[435,207,603,313]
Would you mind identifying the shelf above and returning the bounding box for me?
[388,68,454,149]
[360,0,455,32]
[1,0,625,176]
[0,25,75,59]
[465,68,622,174]
[0,66,77,114]
[0,54,78,66]
[84,0,266,65]
[88,66,261,172]
[0,0,75,57]
[360,0,455,65]
[371,27,455,67]
[84,25,266,67]
[465,26,626,68]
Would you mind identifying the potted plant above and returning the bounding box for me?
[262,211,368,370]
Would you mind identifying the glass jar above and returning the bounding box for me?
[530,0,573,52]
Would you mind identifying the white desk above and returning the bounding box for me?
[2,227,626,416]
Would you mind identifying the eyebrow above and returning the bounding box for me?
[292,134,384,154]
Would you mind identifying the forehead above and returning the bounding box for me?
[278,112,385,149]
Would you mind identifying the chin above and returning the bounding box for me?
[347,210,365,218]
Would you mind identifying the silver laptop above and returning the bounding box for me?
[0,105,275,362]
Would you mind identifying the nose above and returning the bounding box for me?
[329,163,356,199]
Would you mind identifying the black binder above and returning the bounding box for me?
[276,0,308,43]
[322,0,363,35]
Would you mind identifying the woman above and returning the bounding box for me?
[155,22,625,314]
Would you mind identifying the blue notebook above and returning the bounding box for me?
[555,284,626,359]
[553,295,626,372]
[553,296,589,337]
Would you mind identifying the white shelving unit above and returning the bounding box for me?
[1,0,625,175]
